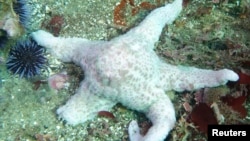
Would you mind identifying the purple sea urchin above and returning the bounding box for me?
[0,0,30,37]
[6,39,47,78]
[13,0,30,28]
[0,29,8,49]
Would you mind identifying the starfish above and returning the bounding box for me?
[32,0,239,140]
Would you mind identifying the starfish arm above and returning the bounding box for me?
[119,0,182,50]
[159,64,239,92]
[129,94,176,141]
[31,30,106,62]
[128,120,143,141]
[57,82,116,125]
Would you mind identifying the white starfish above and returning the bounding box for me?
[32,0,238,140]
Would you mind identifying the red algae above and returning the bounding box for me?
[113,0,167,26]
[188,103,218,133]
[44,15,64,36]
[139,2,156,10]
[221,95,248,118]
[98,111,116,119]
[237,71,250,84]
[113,0,127,26]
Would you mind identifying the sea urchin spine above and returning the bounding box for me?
[0,29,8,49]
[13,0,31,28]
[6,39,47,78]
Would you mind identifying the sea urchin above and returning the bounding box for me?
[6,39,47,78]
[13,0,31,28]
[0,29,8,49]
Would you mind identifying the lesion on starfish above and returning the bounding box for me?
[56,82,117,125]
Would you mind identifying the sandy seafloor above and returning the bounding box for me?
[0,0,250,141]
